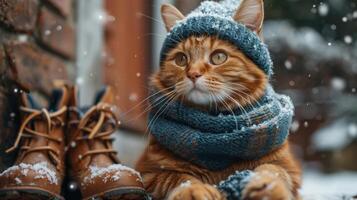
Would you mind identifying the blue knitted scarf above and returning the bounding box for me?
[148,86,294,171]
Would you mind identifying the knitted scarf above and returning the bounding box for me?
[148,86,294,170]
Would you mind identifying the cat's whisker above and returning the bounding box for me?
[226,83,267,112]
[225,92,253,125]
[146,92,178,135]
[216,86,253,125]
[125,89,176,123]
[146,92,177,132]
[137,12,165,26]
[208,80,265,112]
[209,91,221,112]
[146,94,175,134]
[203,80,257,118]
[121,85,176,117]
[215,92,239,129]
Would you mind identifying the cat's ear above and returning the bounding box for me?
[161,4,185,32]
[233,0,264,34]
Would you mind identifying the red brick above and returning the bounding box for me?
[37,7,75,59]
[0,0,39,32]
[4,42,68,95]
[45,0,72,17]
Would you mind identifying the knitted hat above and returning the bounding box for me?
[160,0,273,76]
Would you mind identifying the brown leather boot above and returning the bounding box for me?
[66,86,149,200]
[0,86,69,200]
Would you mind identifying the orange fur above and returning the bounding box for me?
[136,35,301,200]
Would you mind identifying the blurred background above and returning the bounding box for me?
[0,0,356,199]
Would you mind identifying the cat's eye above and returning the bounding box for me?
[210,50,228,65]
[174,53,188,66]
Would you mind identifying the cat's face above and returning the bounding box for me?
[152,0,267,110]
[152,36,267,109]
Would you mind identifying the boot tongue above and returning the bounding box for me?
[20,86,69,110]
[20,92,41,109]
[49,86,69,110]
[94,86,114,105]
[68,86,78,108]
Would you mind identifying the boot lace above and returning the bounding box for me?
[68,103,119,160]
[6,106,67,168]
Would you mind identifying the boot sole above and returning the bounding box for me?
[84,186,151,200]
[0,187,64,200]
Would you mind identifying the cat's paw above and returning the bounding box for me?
[167,182,224,200]
[242,172,292,200]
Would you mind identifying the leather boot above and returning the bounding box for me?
[66,86,149,200]
[0,86,69,200]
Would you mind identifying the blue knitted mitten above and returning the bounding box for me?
[217,170,254,200]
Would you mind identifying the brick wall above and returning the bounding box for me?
[0,0,75,171]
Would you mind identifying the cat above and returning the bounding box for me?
[136,0,301,199]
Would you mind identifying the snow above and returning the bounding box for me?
[171,0,241,29]
[301,169,357,200]
[312,118,356,151]
[347,123,357,138]
[303,121,309,128]
[70,141,77,148]
[284,60,293,70]
[14,177,22,184]
[17,35,28,43]
[10,112,16,118]
[311,5,317,14]
[68,182,78,191]
[290,120,300,133]
[83,164,142,185]
[129,93,139,102]
[186,0,240,20]
[0,162,58,185]
[44,30,51,36]
[179,180,192,188]
[56,25,62,31]
[344,35,353,44]
[289,80,295,87]
[264,21,357,74]
[330,77,346,91]
[76,76,84,85]
[318,3,329,16]
[330,24,337,30]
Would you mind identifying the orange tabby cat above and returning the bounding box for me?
[136,0,301,199]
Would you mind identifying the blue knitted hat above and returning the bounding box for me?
[160,0,273,76]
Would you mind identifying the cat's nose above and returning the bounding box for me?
[187,71,202,82]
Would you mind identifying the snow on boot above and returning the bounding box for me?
[66,86,149,200]
[0,86,70,200]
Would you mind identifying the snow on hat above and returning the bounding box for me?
[160,0,273,76]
